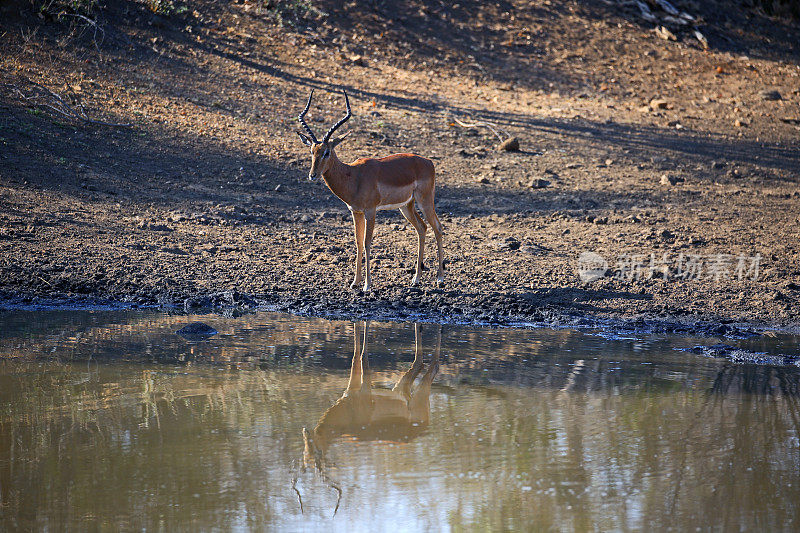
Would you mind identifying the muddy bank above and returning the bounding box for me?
[0,286,778,337]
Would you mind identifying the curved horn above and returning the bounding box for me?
[298,90,319,144]
[323,90,351,143]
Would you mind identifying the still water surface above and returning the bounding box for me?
[0,310,799,531]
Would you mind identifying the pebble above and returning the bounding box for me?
[649,98,668,110]
[497,137,520,152]
[528,178,550,189]
[759,89,782,101]
[660,174,684,186]
[176,322,218,340]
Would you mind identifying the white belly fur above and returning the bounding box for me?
[377,197,413,211]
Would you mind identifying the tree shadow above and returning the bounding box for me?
[577,0,800,64]
[179,41,800,180]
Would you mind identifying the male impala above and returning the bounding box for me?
[296,90,444,291]
[302,321,440,472]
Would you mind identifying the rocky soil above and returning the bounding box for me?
[0,0,799,335]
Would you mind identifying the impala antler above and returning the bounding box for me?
[322,90,351,143]
[298,89,319,144]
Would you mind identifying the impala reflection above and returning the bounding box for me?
[303,322,439,468]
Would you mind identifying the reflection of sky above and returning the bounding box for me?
[0,310,799,530]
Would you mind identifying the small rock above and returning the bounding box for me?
[139,221,173,232]
[711,161,725,169]
[349,55,367,67]
[605,159,614,166]
[660,174,684,186]
[660,229,675,240]
[759,89,782,101]
[734,119,748,128]
[479,176,491,184]
[274,184,282,191]
[176,322,218,341]
[655,26,677,41]
[494,236,521,251]
[528,178,550,189]
[497,137,520,152]
[650,99,669,110]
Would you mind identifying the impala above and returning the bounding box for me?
[296,90,444,291]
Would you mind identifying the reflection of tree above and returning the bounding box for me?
[0,359,304,530]
[433,371,800,531]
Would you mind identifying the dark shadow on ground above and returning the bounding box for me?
[577,0,800,65]
[176,44,800,180]
[2,81,797,232]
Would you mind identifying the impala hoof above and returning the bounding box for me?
[362,282,371,292]
[436,276,444,287]
[410,275,420,286]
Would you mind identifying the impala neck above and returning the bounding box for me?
[320,150,356,206]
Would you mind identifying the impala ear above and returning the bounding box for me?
[297,131,313,146]
[330,131,351,148]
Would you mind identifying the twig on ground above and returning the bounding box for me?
[451,116,520,151]
[451,117,509,142]
[3,77,131,128]
[60,13,106,51]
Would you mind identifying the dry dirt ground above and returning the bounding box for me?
[0,0,799,335]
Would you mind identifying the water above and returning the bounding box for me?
[1,310,799,531]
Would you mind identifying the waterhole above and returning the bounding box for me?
[1,310,798,530]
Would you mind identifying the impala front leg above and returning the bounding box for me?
[350,211,365,290]
[363,208,377,292]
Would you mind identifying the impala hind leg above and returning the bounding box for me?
[350,211,365,290]
[415,195,444,283]
[362,209,377,292]
[399,202,426,285]
[408,324,441,424]
[392,323,425,400]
